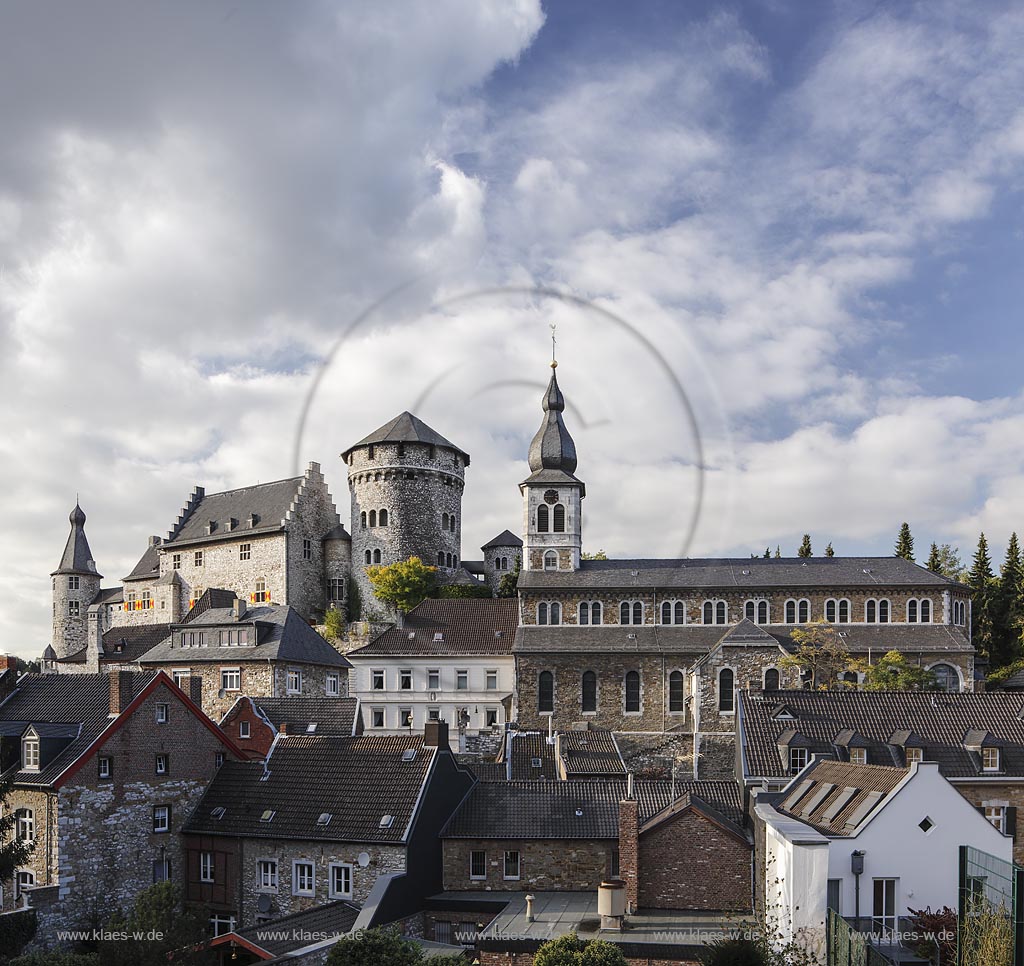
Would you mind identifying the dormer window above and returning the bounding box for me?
[850,748,867,765]
[22,735,40,771]
[906,747,923,765]
[789,747,808,774]
[983,747,1001,772]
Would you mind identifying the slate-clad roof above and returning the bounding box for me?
[349,598,519,658]
[165,477,304,548]
[181,588,240,622]
[124,541,161,582]
[482,530,523,550]
[101,624,173,663]
[776,760,908,836]
[214,900,360,957]
[231,696,360,737]
[0,672,157,786]
[341,411,470,464]
[52,504,102,577]
[442,779,744,839]
[523,370,585,493]
[740,690,1024,780]
[505,732,558,780]
[324,523,351,542]
[184,734,435,842]
[556,730,625,776]
[462,760,509,782]
[138,605,349,668]
[515,623,971,656]
[518,556,960,590]
[92,586,124,605]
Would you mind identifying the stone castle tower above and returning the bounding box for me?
[342,412,470,612]
[51,503,103,659]
[521,365,585,572]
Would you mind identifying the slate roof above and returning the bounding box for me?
[181,588,240,622]
[739,690,1024,780]
[101,624,173,663]
[124,540,162,582]
[138,605,350,668]
[0,672,158,786]
[505,732,558,780]
[92,586,124,606]
[165,477,304,548]
[523,370,585,494]
[183,734,436,843]
[441,779,744,839]
[517,556,961,590]
[341,411,470,464]
[349,598,519,658]
[324,523,351,542]
[52,504,102,577]
[227,696,360,737]
[482,530,523,550]
[462,760,509,782]
[776,760,909,836]
[213,900,360,958]
[556,730,625,776]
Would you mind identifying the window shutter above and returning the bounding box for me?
[1006,807,1017,838]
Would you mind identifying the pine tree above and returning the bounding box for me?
[825,542,835,557]
[927,542,941,573]
[774,546,781,558]
[797,535,812,558]
[764,547,771,559]
[992,533,1024,667]
[968,533,996,661]
[895,522,915,561]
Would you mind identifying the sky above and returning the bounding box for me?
[2,0,1024,657]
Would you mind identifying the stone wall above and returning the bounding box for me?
[483,545,521,594]
[522,484,581,573]
[442,838,615,892]
[955,780,1024,865]
[694,645,800,735]
[51,572,101,659]
[0,788,58,905]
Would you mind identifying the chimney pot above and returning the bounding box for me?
[109,670,134,716]
[234,598,247,618]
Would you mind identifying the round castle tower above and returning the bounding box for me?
[51,503,103,659]
[342,412,470,613]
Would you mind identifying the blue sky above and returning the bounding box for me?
[1,0,1023,655]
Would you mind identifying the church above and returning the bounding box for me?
[44,360,976,744]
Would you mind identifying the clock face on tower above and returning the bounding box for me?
[543,489,559,504]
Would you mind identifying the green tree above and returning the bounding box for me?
[323,605,345,641]
[366,557,437,613]
[992,533,1024,668]
[926,542,966,581]
[856,650,938,691]
[895,522,915,561]
[774,546,781,558]
[778,620,853,690]
[763,547,771,559]
[797,535,812,558]
[497,558,520,598]
[581,550,608,560]
[96,882,205,966]
[699,937,767,965]
[0,772,34,884]
[969,533,997,661]
[824,542,835,557]
[534,933,627,966]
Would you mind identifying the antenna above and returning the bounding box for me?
[550,323,558,369]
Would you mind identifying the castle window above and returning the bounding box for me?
[373,549,382,564]
[194,551,204,567]
[920,599,931,622]
[221,668,241,692]
[550,602,561,625]
[153,805,171,833]
[367,445,374,460]
[68,600,80,617]
[397,443,405,458]
[141,591,152,610]
[379,509,388,527]
[437,552,444,566]
[866,599,876,622]
[675,601,685,624]
[68,575,80,590]
[365,550,372,565]
[538,671,554,713]
[544,551,558,570]
[582,671,597,713]
[764,668,780,691]
[449,514,456,533]
[428,445,435,460]
[785,599,810,623]
[239,544,251,561]
[287,668,303,694]
[328,578,344,601]
[303,538,312,559]
[718,668,735,713]
[553,504,566,532]
[669,670,684,713]
[172,553,181,570]
[624,670,641,713]
[361,512,367,529]
[931,663,958,692]
[369,510,376,528]
[537,505,549,533]
[443,513,449,530]
[446,552,454,567]
[327,672,340,696]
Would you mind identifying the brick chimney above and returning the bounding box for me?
[423,720,449,751]
[0,655,19,703]
[618,775,639,913]
[180,673,203,709]
[234,598,247,619]
[109,670,134,716]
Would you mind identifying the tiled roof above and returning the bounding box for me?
[101,624,173,663]
[92,586,124,605]
[341,411,470,464]
[776,760,908,836]
[505,732,557,780]
[233,696,360,736]
[164,478,303,548]
[441,779,743,839]
[124,541,161,582]
[556,730,625,776]
[0,672,158,786]
[482,530,523,550]
[138,605,349,668]
[215,900,360,957]
[740,690,1024,780]
[54,646,88,664]
[349,598,518,658]
[180,588,240,622]
[518,556,961,590]
[183,734,436,842]
[462,760,508,781]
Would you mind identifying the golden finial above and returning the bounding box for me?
[550,323,558,368]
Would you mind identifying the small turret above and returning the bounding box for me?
[51,502,103,661]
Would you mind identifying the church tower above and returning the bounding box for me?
[521,362,585,572]
[51,503,103,659]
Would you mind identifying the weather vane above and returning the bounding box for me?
[550,323,557,368]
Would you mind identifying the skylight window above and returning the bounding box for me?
[401,749,416,762]
[379,815,395,828]
[433,632,444,642]
[306,723,317,733]
[844,790,884,829]
[531,758,542,768]
[821,787,857,823]
[211,807,226,820]
[260,809,276,823]
[317,813,332,826]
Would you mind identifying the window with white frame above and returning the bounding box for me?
[983,747,1001,772]
[210,915,236,937]
[16,809,34,842]
[156,703,169,724]
[293,860,315,896]
[427,669,440,690]
[329,863,353,898]
[485,707,499,727]
[456,669,468,690]
[579,601,603,625]
[486,669,498,690]
[221,668,241,691]
[849,747,867,765]
[371,669,385,690]
[200,852,215,883]
[257,859,278,891]
[153,859,171,883]
[98,756,112,779]
[399,669,413,690]
[543,551,558,570]
[503,850,521,880]
[326,672,340,697]
[702,600,728,624]
[22,735,39,770]
[661,600,686,625]
[985,805,1007,833]
[239,720,251,739]
[239,543,251,560]
[287,669,303,693]
[155,754,168,775]
[619,601,644,625]
[789,747,809,775]
[16,871,34,897]
[153,805,171,833]
[399,708,412,728]
[371,708,385,728]
[470,850,486,880]
[824,598,850,623]
[907,598,932,623]
[744,599,769,624]
[931,663,959,692]
[905,746,923,765]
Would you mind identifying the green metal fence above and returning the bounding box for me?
[827,909,900,966]
[957,845,1023,966]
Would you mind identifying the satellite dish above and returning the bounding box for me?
[257,894,272,914]
[358,852,371,868]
